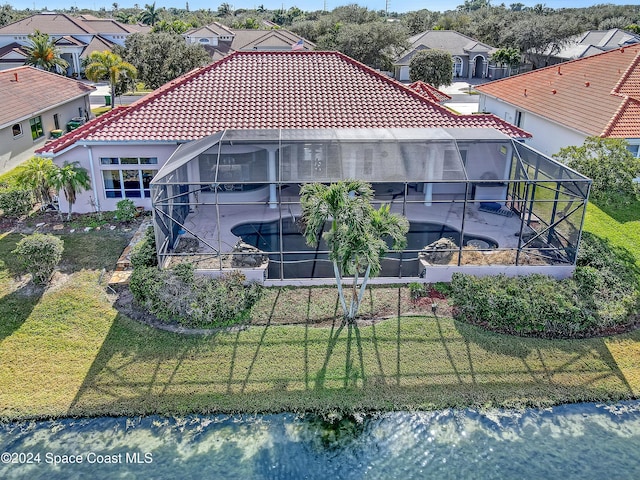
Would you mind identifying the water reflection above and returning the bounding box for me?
[1,402,639,479]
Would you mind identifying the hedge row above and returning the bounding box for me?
[449,233,639,338]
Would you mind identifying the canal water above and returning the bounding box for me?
[1,401,639,479]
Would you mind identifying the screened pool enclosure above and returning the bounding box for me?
[150,128,591,282]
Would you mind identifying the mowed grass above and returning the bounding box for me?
[0,200,639,420]
[584,200,640,263]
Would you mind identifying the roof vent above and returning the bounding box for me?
[585,81,590,87]
[524,88,527,96]
[621,47,625,53]
[13,72,18,82]
[557,66,561,75]
[552,89,557,94]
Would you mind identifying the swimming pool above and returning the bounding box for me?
[231,218,497,279]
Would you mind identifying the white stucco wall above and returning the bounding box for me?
[1,96,90,168]
[52,143,179,214]
[478,94,588,156]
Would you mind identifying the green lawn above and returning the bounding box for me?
[1,210,640,420]
[584,200,640,262]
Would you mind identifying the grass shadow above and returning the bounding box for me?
[593,198,640,224]
[0,283,44,344]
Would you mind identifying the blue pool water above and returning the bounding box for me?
[1,402,640,479]
[231,218,497,279]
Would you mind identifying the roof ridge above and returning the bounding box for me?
[36,105,132,154]
[477,44,640,89]
[601,96,633,137]
[610,48,640,98]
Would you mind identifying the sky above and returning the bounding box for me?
[7,0,637,15]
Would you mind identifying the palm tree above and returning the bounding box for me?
[48,162,91,221]
[24,30,68,73]
[140,2,163,26]
[300,180,409,322]
[15,157,56,206]
[84,51,137,110]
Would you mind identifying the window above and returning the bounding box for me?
[53,114,60,130]
[100,157,158,198]
[29,116,44,140]
[12,124,22,138]
[628,143,639,158]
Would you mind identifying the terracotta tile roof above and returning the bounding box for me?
[476,44,640,138]
[0,66,95,128]
[408,81,451,102]
[0,13,94,35]
[37,51,528,154]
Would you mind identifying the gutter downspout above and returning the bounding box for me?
[84,145,101,213]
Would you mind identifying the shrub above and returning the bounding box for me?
[409,282,427,300]
[130,264,263,328]
[12,233,64,285]
[0,187,33,218]
[448,233,639,338]
[130,227,157,268]
[114,199,137,223]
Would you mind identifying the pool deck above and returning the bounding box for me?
[178,193,528,255]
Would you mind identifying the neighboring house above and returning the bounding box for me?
[184,22,314,61]
[529,28,640,67]
[36,51,590,283]
[0,66,94,170]
[0,13,149,75]
[476,44,640,157]
[394,30,495,82]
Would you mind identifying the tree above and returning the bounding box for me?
[553,137,640,204]
[318,21,408,71]
[48,162,92,221]
[15,157,56,206]
[409,49,453,88]
[300,180,409,322]
[84,50,137,110]
[217,3,232,17]
[491,47,521,75]
[118,32,210,89]
[140,2,163,26]
[24,30,68,73]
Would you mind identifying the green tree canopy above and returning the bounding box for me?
[84,50,137,110]
[553,137,640,204]
[409,49,453,88]
[317,21,408,71]
[24,30,68,73]
[15,157,56,205]
[117,32,210,89]
[300,180,409,322]
[140,2,164,26]
[48,162,92,221]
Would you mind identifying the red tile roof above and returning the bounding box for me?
[0,66,95,128]
[38,51,529,154]
[476,44,640,138]
[408,81,452,102]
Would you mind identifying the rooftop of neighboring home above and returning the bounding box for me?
[476,44,640,138]
[0,12,149,37]
[0,66,95,128]
[542,28,640,61]
[184,23,314,61]
[396,30,495,65]
[37,51,529,155]
[408,81,451,103]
